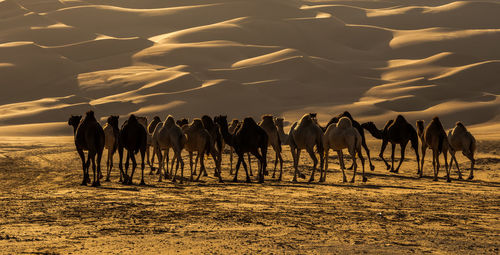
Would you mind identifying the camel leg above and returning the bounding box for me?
[444,149,450,183]
[358,147,367,182]
[85,157,91,184]
[125,150,132,184]
[361,138,375,171]
[338,150,347,183]
[229,147,234,175]
[212,151,223,183]
[394,142,407,173]
[322,148,329,183]
[292,149,304,182]
[188,152,194,181]
[247,153,253,176]
[171,150,178,183]
[272,149,278,178]
[77,149,87,185]
[156,148,164,182]
[307,147,318,183]
[449,150,462,180]
[200,152,208,179]
[379,139,391,170]
[349,148,357,183]
[433,150,439,181]
[128,152,137,185]
[463,150,475,180]
[277,149,284,181]
[390,143,396,172]
[97,148,103,181]
[251,149,265,183]
[90,152,100,187]
[178,151,185,184]
[140,149,146,185]
[233,154,242,182]
[420,144,427,178]
[105,148,111,181]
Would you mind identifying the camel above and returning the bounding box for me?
[202,115,224,176]
[416,117,450,182]
[448,122,476,180]
[288,113,324,182]
[67,111,105,186]
[325,111,375,171]
[118,115,148,185]
[259,115,283,180]
[215,115,268,183]
[103,115,120,182]
[182,119,222,182]
[323,117,365,183]
[146,116,162,174]
[361,115,420,174]
[274,117,289,146]
[153,115,186,183]
[176,118,189,127]
[228,119,240,175]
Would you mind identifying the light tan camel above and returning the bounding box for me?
[259,115,284,180]
[289,114,324,182]
[417,117,450,182]
[153,115,186,183]
[182,119,222,182]
[103,115,120,182]
[323,117,365,183]
[147,116,162,174]
[275,117,289,146]
[448,122,476,180]
[228,119,240,175]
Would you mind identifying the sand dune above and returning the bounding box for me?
[0,0,499,137]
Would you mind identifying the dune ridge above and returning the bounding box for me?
[0,0,498,137]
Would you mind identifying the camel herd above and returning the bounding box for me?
[68,111,476,187]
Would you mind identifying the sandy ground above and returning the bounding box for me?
[0,136,498,254]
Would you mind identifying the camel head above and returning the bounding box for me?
[68,115,82,127]
[361,121,375,130]
[214,115,228,127]
[107,115,119,129]
[176,118,189,127]
[85,110,97,121]
[274,117,284,127]
[191,119,203,128]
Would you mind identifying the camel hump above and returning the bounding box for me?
[341,111,353,120]
[243,117,258,127]
[85,110,97,121]
[261,114,273,121]
[337,117,352,129]
[298,113,313,126]
[455,121,467,130]
[191,119,204,129]
[165,115,175,126]
[128,114,138,124]
[395,115,406,124]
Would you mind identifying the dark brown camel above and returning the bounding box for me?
[68,111,105,187]
[103,115,120,182]
[215,115,268,183]
[202,115,223,176]
[118,115,148,185]
[326,111,375,171]
[417,117,450,182]
[361,115,420,174]
[176,118,189,127]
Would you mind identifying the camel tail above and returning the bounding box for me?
[416,120,424,138]
[410,129,419,151]
[289,122,297,148]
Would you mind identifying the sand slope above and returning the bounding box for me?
[0,0,499,135]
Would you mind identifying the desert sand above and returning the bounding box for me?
[0,0,499,135]
[0,0,499,253]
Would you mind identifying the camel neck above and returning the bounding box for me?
[219,122,233,146]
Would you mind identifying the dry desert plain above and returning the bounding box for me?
[0,134,498,254]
